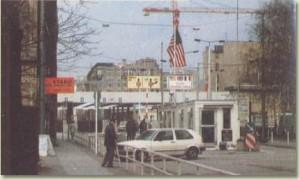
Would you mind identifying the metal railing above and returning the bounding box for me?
[73,132,239,176]
[116,144,240,176]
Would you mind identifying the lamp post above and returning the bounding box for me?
[94,70,102,154]
[194,39,224,100]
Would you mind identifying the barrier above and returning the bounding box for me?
[245,133,256,151]
[116,144,240,176]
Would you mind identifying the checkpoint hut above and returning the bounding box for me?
[159,99,240,149]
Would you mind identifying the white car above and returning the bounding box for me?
[117,128,205,160]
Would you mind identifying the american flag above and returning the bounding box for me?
[167,27,186,67]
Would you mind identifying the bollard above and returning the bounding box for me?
[271,130,273,144]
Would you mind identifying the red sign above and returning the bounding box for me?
[45,77,74,94]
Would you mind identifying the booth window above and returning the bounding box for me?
[223,108,231,128]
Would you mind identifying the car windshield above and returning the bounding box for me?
[136,130,156,140]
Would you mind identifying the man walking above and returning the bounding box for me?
[126,118,138,140]
[139,117,148,134]
[102,119,117,167]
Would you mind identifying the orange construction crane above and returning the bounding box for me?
[143,0,260,27]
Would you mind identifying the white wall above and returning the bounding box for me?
[57,91,233,104]
[164,100,240,148]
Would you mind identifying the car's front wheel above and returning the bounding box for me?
[186,147,199,160]
[135,150,149,162]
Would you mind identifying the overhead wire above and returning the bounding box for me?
[75,11,253,28]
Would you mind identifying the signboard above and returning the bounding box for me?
[238,96,249,123]
[127,76,160,89]
[168,75,192,90]
[45,77,74,94]
[221,129,232,141]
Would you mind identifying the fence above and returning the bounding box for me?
[116,144,240,176]
[73,132,239,176]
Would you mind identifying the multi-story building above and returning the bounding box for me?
[202,41,284,134]
[202,41,260,92]
[81,58,199,92]
[83,58,162,92]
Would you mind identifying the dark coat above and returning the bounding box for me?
[139,119,147,133]
[104,122,117,148]
[126,119,138,134]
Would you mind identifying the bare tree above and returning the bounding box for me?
[244,0,296,139]
[57,0,101,72]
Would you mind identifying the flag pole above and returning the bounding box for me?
[173,0,177,110]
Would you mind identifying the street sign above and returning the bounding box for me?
[127,76,160,89]
[238,96,249,123]
[221,129,232,141]
[168,75,192,90]
[245,122,255,133]
[45,77,74,94]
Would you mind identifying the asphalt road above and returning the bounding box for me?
[188,145,297,176]
[122,145,297,176]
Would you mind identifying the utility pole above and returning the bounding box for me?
[94,91,98,154]
[160,42,164,108]
[160,42,166,127]
[94,72,102,154]
[38,0,46,134]
[196,63,200,100]
[208,42,212,100]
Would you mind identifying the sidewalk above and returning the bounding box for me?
[38,139,132,176]
[262,139,296,149]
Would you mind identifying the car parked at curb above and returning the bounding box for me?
[117,128,205,161]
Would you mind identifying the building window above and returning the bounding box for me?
[223,108,231,129]
[103,97,106,103]
[202,110,214,125]
[118,97,122,103]
[80,97,84,103]
[64,97,68,102]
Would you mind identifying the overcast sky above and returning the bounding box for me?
[58,0,272,78]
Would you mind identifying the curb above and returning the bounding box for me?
[262,143,296,149]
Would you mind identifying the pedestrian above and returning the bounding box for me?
[102,119,117,168]
[126,118,138,140]
[139,117,148,134]
[67,115,75,141]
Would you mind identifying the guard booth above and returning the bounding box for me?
[159,100,240,149]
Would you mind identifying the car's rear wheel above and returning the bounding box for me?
[186,147,199,160]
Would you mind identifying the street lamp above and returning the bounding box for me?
[194,39,225,100]
[185,50,199,54]
[94,70,102,154]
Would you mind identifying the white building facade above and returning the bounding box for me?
[159,100,240,149]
